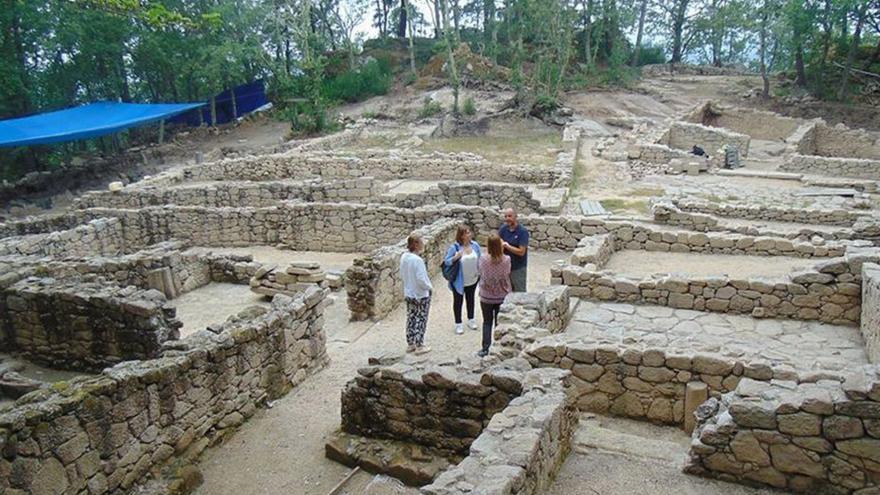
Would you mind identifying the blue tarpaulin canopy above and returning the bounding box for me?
[0,101,205,148]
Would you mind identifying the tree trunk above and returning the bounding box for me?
[760,0,770,99]
[406,0,417,75]
[440,0,459,114]
[838,2,868,100]
[631,0,647,66]
[671,0,689,63]
[484,0,496,63]
[583,0,593,66]
[863,37,880,70]
[793,20,807,87]
[434,0,441,38]
[397,0,408,37]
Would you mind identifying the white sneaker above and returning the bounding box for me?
[455,323,464,334]
[467,319,478,330]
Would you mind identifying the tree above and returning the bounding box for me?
[838,0,871,99]
[439,0,460,113]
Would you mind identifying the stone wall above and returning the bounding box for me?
[1,277,181,370]
[526,337,750,426]
[75,177,385,209]
[629,143,694,164]
[668,199,866,227]
[340,362,517,456]
[421,367,576,495]
[0,213,81,239]
[0,218,126,258]
[0,286,329,495]
[684,102,801,141]
[685,368,880,494]
[780,153,880,180]
[345,219,458,321]
[553,247,879,325]
[796,122,880,159]
[141,149,565,188]
[652,201,880,244]
[384,182,550,214]
[663,122,751,158]
[862,263,880,363]
[570,234,615,267]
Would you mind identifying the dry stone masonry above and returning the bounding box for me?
[0,287,329,494]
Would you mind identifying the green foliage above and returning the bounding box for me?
[462,96,477,116]
[417,97,443,118]
[322,60,392,103]
[635,45,666,66]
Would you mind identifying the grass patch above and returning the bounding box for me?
[600,198,649,214]
[627,187,665,197]
[420,133,562,166]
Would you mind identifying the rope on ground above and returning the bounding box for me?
[327,466,361,495]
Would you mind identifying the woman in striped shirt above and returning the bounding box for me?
[477,233,512,357]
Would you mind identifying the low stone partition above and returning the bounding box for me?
[662,122,750,158]
[345,219,458,321]
[526,336,750,426]
[554,246,880,325]
[1,277,181,370]
[794,121,880,160]
[0,212,81,239]
[668,198,867,227]
[652,200,880,244]
[0,242,262,302]
[0,218,126,258]
[685,368,880,494]
[140,149,566,188]
[384,182,553,214]
[684,101,802,141]
[250,261,343,297]
[780,153,880,180]
[74,177,385,209]
[421,367,577,495]
[341,362,520,456]
[0,286,329,494]
[863,263,880,363]
[628,142,695,165]
[570,234,614,267]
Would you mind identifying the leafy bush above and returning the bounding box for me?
[531,93,559,115]
[462,96,477,116]
[635,45,666,66]
[418,97,443,118]
[322,59,392,104]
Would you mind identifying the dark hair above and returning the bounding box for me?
[455,224,471,245]
[487,233,503,261]
[407,233,422,252]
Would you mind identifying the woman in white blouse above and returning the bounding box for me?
[400,233,433,354]
[443,225,481,334]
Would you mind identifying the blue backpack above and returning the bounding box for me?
[441,245,460,282]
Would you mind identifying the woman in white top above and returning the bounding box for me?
[443,225,481,334]
[400,233,433,354]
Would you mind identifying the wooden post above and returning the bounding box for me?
[158,119,165,144]
[210,96,217,126]
[231,88,238,120]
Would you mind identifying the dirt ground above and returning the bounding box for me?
[547,414,776,495]
[194,251,566,495]
[604,250,817,278]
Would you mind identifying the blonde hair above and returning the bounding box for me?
[487,233,503,261]
[455,224,471,245]
[407,233,422,252]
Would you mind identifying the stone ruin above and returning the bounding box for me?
[0,98,879,495]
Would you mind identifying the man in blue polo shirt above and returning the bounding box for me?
[499,208,529,292]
